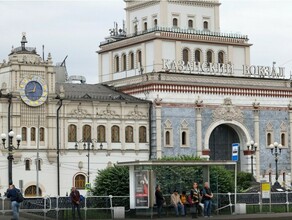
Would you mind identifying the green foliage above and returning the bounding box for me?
[155,156,235,194]
[210,166,234,193]
[236,171,253,192]
[92,165,129,196]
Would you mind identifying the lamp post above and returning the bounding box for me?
[1,130,21,185]
[269,142,282,187]
[246,140,258,177]
[75,139,103,184]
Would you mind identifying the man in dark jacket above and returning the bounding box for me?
[6,184,20,220]
[70,186,82,220]
[155,185,164,218]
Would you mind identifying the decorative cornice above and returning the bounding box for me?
[120,82,292,99]
[99,30,250,53]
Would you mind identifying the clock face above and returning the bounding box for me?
[19,76,48,107]
[24,81,43,101]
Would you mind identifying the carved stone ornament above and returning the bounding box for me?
[212,98,243,123]
[195,96,203,107]
[288,100,292,110]
[97,104,119,119]
[128,105,147,119]
[154,94,162,106]
[70,104,90,118]
[252,99,260,109]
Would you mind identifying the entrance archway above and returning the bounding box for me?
[209,124,239,160]
[204,120,252,171]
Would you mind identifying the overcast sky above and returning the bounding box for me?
[0,0,292,84]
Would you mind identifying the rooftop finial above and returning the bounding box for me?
[21,32,27,51]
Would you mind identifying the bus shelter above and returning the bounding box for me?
[117,160,238,210]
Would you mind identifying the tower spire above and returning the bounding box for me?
[21,32,27,51]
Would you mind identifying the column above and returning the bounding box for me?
[156,105,162,159]
[289,108,292,184]
[254,109,260,181]
[195,107,202,156]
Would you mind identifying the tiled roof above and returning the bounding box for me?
[55,82,149,103]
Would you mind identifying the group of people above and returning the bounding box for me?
[155,182,213,218]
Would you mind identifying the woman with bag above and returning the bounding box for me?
[189,182,200,218]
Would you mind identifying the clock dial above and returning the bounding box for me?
[24,81,43,101]
[19,76,48,107]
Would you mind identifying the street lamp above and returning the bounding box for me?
[269,142,282,187]
[1,130,21,185]
[75,139,103,184]
[246,140,258,177]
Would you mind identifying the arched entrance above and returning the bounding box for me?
[209,124,240,160]
[204,120,252,172]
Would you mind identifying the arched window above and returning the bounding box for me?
[31,127,36,141]
[165,131,170,145]
[82,125,91,141]
[139,126,147,143]
[195,49,201,63]
[24,185,42,197]
[207,50,213,64]
[182,131,186,146]
[36,159,41,171]
[267,133,272,146]
[137,50,142,65]
[203,21,208,30]
[97,125,106,142]
[182,48,189,64]
[281,133,285,146]
[40,127,45,142]
[122,54,127,71]
[22,127,27,142]
[144,22,148,31]
[25,159,30,171]
[173,18,178,27]
[114,55,120,72]
[129,52,134,69]
[111,125,120,142]
[218,51,224,64]
[154,19,158,27]
[125,126,134,143]
[188,19,193,28]
[75,174,86,189]
[68,124,77,142]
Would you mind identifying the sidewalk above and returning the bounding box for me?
[1,212,292,220]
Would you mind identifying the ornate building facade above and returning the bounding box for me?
[98,0,292,186]
[0,34,151,196]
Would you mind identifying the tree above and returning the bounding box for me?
[92,165,129,207]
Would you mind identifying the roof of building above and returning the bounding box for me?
[55,82,150,103]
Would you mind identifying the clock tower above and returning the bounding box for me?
[0,33,57,170]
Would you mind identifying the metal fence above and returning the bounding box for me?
[1,192,292,219]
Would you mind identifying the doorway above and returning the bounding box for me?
[209,124,240,161]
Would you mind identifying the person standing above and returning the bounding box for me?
[70,186,82,220]
[170,189,185,216]
[190,182,200,218]
[155,185,164,218]
[6,184,21,220]
[202,182,213,218]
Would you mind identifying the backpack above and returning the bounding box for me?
[16,190,24,203]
